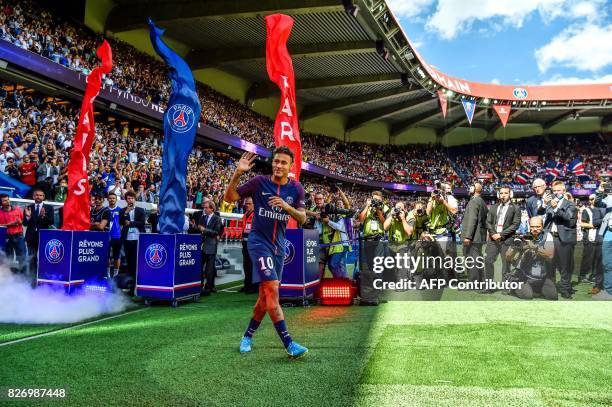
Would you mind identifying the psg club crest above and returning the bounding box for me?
[512,88,528,99]
[284,240,295,266]
[44,239,64,264]
[167,104,196,133]
[145,243,167,269]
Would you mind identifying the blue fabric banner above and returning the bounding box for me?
[149,19,201,234]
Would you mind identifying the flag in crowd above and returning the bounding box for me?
[545,160,565,183]
[515,170,532,185]
[568,157,591,182]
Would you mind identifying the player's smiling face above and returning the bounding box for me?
[272,153,292,180]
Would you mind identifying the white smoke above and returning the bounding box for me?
[0,267,132,324]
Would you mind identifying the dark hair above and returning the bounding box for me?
[107,192,117,198]
[31,188,45,196]
[124,190,136,199]
[92,191,104,199]
[272,146,294,162]
[0,193,9,200]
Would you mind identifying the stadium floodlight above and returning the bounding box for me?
[542,101,547,106]
[493,100,498,104]
[319,278,355,305]
[512,101,517,105]
[446,90,454,97]
[532,101,537,106]
[483,98,490,104]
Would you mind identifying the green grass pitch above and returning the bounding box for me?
[1,291,611,406]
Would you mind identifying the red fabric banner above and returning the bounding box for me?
[493,104,511,128]
[437,89,448,118]
[63,41,112,230]
[265,14,302,180]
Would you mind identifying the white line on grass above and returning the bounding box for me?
[0,308,148,347]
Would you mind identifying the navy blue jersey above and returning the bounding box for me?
[237,175,305,250]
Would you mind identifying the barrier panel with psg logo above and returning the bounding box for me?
[37,229,110,293]
[136,233,202,306]
[279,229,320,301]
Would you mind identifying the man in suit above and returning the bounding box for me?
[546,181,577,298]
[526,178,551,219]
[461,182,488,283]
[484,186,521,288]
[24,188,54,276]
[120,190,146,291]
[578,194,605,294]
[198,200,223,296]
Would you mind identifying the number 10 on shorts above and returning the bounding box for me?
[258,256,273,271]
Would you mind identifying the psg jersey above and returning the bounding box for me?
[237,175,305,249]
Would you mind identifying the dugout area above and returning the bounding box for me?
[1,291,611,406]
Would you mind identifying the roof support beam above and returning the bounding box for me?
[390,104,463,137]
[485,109,527,137]
[346,95,435,131]
[542,109,589,133]
[106,0,344,32]
[246,73,402,102]
[436,109,487,137]
[300,88,422,120]
[187,41,376,69]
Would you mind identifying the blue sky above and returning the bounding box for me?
[387,0,612,85]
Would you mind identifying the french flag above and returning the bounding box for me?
[515,170,532,185]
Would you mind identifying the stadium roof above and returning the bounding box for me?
[105,0,612,142]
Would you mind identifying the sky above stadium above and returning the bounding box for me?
[388,0,612,85]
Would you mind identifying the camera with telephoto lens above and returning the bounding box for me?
[321,203,352,218]
[392,207,403,219]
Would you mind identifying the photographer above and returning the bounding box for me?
[593,180,612,300]
[506,216,557,300]
[358,190,390,305]
[320,190,353,278]
[305,191,328,274]
[407,201,428,240]
[425,181,458,252]
[384,201,413,282]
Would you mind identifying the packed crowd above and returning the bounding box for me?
[0,0,462,185]
[1,0,610,201]
[452,134,611,192]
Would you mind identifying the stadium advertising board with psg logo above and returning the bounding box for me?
[135,233,202,304]
[37,230,110,292]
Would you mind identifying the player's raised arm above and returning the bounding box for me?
[224,152,256,203]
